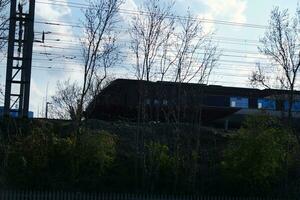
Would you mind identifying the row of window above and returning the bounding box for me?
[144,97,300,112]
[230,97,300,111]
[146,99,168,106]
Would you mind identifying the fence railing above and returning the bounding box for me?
[0,191,292,200]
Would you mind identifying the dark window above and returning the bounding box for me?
[162,100,168,105]
[258,99,276,110]
[284,101,300,112]
[204,95,228,107]
[230,97,249,108]
[154,99,160,106]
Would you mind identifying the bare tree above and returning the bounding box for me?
[0,0,9,51]
[251,7,300,120]
[166,11,219,190]
[50,0,123,121]
[51,76,115,120]
[152,11,219,83]
[86,38,120,103]
[158,24,176,81]
[174,11,218,84]
[75,0,123,122]
[159,11,219,124]
[128,1,219,190]
[50,80,82,120]
[0,0,10,105]
[129,0,176,189]
[130,0,175,81]
[250,63,272,89]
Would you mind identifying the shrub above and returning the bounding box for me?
[73,130,117,190]
[222,115,298,195]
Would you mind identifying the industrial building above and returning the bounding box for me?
[0,107,34,118]
[86,79,300,124]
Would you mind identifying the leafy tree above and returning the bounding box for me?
[3,127,50,188]
[47,135,76,189]
[73,130,117,190]
[222,115,298,195]
[0,125,117,190]
[144,141,174,191]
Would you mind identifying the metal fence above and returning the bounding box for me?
[0,191,292,200]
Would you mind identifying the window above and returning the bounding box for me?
[163,100,168,105]
[231,101,236,107]
[205,96,227,107]
[257,99,276,110]
[284,101,300,112]
[230,97,248,108]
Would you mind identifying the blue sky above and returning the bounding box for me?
[0,0,299,117]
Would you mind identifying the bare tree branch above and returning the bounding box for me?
[250,63,272,89]
[130,0,175,81]
[50,80,82,120]
[0,0,9,105]
[77,0,123,121]
[51,0,123,121]
[173,11,219,84]
[251,6,300,119]
[0,0,9,51]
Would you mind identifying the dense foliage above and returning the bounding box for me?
[222,116,299,196]
[0,120,117,190]
[0,116,299,197]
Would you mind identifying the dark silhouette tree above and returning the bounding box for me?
[251,7,300,120]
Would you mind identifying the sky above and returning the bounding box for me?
[0,0,299,117]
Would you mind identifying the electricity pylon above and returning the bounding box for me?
[4,0,35,118]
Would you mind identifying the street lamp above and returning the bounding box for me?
[45,102,52,119]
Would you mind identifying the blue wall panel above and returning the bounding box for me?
[284,101,300,112]
[230,97,249,108]
[258,99,276,110]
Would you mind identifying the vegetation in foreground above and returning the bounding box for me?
[0,115,299,197]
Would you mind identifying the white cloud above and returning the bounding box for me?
[198,0,247,32]
[203,0,247,22]
[121,0,137,11]
[35,0,76,73]
[36,0,72,21]
[31,0,78,115]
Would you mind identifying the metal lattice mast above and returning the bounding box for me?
[4,0,35,118]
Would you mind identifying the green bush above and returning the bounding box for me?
[0,126,117,190]
[222,115,299,195]
[73,130,117,190]
[144,141,174,191]
[3,127,50,188]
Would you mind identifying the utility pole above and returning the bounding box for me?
[4,0,36,118]
[45,102,51,119]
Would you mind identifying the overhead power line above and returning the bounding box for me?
[31,46,269,63]
[34,26,261,45]
[7,0,277,88]
[35,0,268,29]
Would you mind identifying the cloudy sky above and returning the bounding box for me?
[0,0,298,117]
